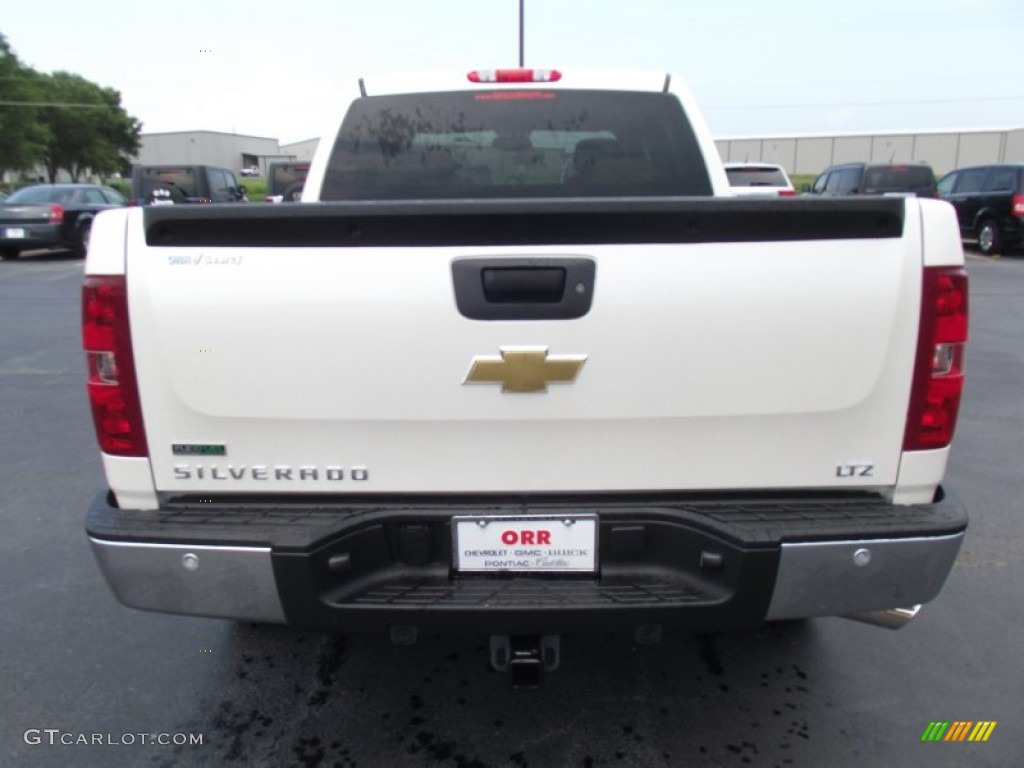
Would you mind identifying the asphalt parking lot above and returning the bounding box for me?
[1,249,1021,768]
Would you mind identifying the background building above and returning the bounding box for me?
[715,127,1024,176]
[139,127,1024,178]
[280,138,320,162]
[7,126,1022,188]
[134,131,295,175]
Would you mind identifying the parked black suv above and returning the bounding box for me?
[265,161,310,203]
[806,162,938,198]
[130,164,247,206]
[937,164,1024,255]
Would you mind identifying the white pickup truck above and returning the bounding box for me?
[83,69,968,682]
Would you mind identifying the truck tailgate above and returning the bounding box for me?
[121,199,921,496]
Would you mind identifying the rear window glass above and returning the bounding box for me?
[983,167,1017,192]
[725,167,790,188]
[7,187,76,204]
[268,163,310,197]
[136,168,199,202]
[101,188,127,205]
[953,168,987,194]
[862,165,935,192]
[321,89,712,200]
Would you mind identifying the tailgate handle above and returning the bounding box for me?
[452,257,596,321]
[482,267,565,303]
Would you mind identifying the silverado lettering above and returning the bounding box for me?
[171,465,365,481]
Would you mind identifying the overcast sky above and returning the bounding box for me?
[3,0,1022,145]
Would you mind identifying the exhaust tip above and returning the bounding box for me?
[844,604,922,630]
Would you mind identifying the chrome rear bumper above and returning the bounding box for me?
[87,490,966,632]
[764,533,964,622]
[89,539,285,623]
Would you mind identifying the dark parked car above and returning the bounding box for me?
[265,161,310,203]
[937,164,1024,255]
[130,164,247,206]
[806,162,938,198]
[0,183,126,260]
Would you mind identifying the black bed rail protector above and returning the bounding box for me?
[87,488,965,553]
[143,197,906,248]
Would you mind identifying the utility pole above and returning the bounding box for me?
[519,0,525,66]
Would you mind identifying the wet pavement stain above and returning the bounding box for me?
[210,701,264,762]
[156,628,825,767]
[306,636,348,709]
[407,731,470,764]
[293,735,325,767]
[695,634,725,675]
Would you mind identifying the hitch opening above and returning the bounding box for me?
[489,634,560,688]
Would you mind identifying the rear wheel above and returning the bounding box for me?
[0,247,20,260]
[977,219,1002,256]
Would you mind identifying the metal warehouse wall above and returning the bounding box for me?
[716,128,1024,176]
[135,131,282,173]
[132,128,1023,180]
[1006,130,1024,161]
[280,138,320,162]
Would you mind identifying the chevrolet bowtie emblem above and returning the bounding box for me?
[464,346,587,393]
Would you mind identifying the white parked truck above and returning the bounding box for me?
[83,69,968,683]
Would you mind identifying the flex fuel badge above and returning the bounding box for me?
[172,444,226,456]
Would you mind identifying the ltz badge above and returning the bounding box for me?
[463,347,587,393]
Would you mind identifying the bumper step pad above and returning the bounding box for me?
[349,578,708,608]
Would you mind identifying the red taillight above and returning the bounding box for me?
[49,204,64,223]
[82,276,148,457]
[468,68,561,83]
[904,267,968,451]
[1013,194,1024,216]
[778,189,797,197]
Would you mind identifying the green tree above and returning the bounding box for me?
[37,71,141,182]
[0,33,48,175]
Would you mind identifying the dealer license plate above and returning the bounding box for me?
[453,515,598,573]
[4,228,25,238]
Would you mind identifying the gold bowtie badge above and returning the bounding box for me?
[464,346,587,393]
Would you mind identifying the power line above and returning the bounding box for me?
[707,95,1024,110]
[0,100,115,108]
